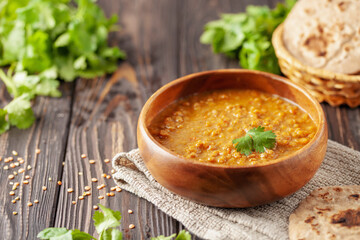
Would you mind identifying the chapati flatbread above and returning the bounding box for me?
[289,186,360,240]
[283,0,360,74]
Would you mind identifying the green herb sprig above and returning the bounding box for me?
[200,0,296,74]
[233,126,276,156]
[0,0,126,134]
[37,204,191,240]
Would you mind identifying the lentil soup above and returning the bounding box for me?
[149,89,317,166]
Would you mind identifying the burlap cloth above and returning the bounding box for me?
[112,140,360,240]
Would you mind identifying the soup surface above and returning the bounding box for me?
[148,89,317,166]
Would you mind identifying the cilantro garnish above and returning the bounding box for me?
[200,0,296,74]
[233,126,276,156]
[37,204,192,240]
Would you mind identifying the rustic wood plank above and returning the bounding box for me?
[0,82,73,239]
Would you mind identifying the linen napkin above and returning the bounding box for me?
[112,140,360,240]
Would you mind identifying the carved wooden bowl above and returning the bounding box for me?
[137,69,328,208]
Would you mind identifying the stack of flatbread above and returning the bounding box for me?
[289,186,360,239]
[283,0,360,74]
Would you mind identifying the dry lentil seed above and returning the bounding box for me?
[19,159,24,164]
[109,192,115,197]
[116,187,122,192]
[9,191,15,196]
[12,151,18,156]
[129,224,135,229]
[93,205,99,210]
[102,173,107,178]
[9,182,13,185]
[62,162,65,166]
[104,159,110,163]
[27,202,33,207]
[111,169,115,174]
[89,160,95,164]
[12,185,17,191]
[128,209,133,214]
[48,177,52,181]
[11,199,16,204]
[42,186,47,191]
[8,174,14,180]
[97,184,105,190]
[25,175,30,179]
[10,163,15,168]
[110,187,116,191]
[34,200,39,204]
[106,175,111,179]
[81,154,86,159]
[14,162,19,167]
[14,182,20,187]
[18,168,25,173]
[67,188,74,193]
[78,172,83,176]
[72,201,76,205]
[15,196,20,201]
[84,186,91,191]
[35,149,41,154]
[98,196,104,200]
[57,181,62,185]
[3,165,9,170]
[27,165,32,170]
[8,157,13,161]
[13,211,18,215]
[13,171,17,176]
[91,178,98,182]
[23,180,29,184]
[85,191,91,196]
[106,193,111,197]
[78,196,84,200]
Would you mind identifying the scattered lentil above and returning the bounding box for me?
[34,200,39,204]
[11,199,16,204]
[57,181,62,186]
[109,192,115,197]
[25,175,30,180]
[14,162,19,167]
[27,165,32,170]
[110,187,117,191]
[81,154,87,159]
[129,224,135,229]
[78,172,83,176]
[102,173,107,178]
[67,188,74,193]
[15,196,20,201]
[116,187,122,192]
[98,196,104,200]
[111,169,115,174]
[78,196,84,200]
[10,163,15,168]
[89,160,95,164]
[72,201,76,205]
[106,175,111,179]
[18,168,25,173]
[93,205,99,210]
[104,159,110,163]
[23,180,29,184]
[35,149,41,154]
[97,184,106,190]
[8,174,14,180]
[128,209,133,214]
[85,191,91,196]
[12,151,18,156]
[27,202,33,207]
[91,178,98,183]
[13,211,18,215]
[3,165,9,170]
[84,186,91,191]
[9,191,15,196]
[42,186,47,191]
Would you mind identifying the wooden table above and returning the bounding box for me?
[0,0,359,239]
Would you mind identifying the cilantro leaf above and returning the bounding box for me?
[93,204,122,235]
[151,230,192,240]
[37,228,94,240]
[5,94,35,129]
[232,134,253,156]
[0,109,10,134]
[233,126,276,156]
[100,228,123,240]
[200,0,295,74]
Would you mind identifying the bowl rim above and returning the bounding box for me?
[138,69,327,169]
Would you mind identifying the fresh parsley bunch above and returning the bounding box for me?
[0,0,125,134]
[200,0,296,74]
[37,204,191,240]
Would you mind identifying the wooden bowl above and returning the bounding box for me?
[137,69,328,208]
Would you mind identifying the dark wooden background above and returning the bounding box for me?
[0,0,359,239]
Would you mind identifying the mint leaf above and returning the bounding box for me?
[5,95,35,129]
[93,204,122,235]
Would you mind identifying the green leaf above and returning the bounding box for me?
[151,234,177,240]
[247,126,276,153]
[54,32,70,47]
[5,94,35,129]
[100,228,123,240]
[232,134,253,156]
[1,21,25,64]
[0,109,10,134]
[70,229,95,240]
[175,230,192,240]
[37,228,69,239]
[93,204,122,234]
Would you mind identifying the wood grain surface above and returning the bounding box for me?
[0,0,359,239]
